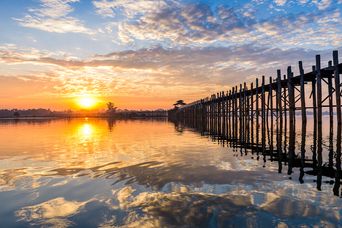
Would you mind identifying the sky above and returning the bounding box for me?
[0,0,342,110]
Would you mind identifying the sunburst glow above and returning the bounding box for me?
[77,96,97,109]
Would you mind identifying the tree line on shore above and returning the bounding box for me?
[0,105,167,118]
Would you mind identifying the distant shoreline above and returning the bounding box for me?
[0,116,168,120]
[0,116,61,119]
[0,109,168,119]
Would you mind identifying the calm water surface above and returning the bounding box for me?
[0,118,341,227]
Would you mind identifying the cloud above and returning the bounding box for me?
[29,0,78,18]
[109,187,338,227]
[1,43,336,105]
[93,0,168,18]
[15,16,94,34]
[116,3,248,45]
[274,0,287,6]
[2,0,342,110]
[312,0,332,10]
[99,1,342,51]
[14,0,94,34]
[16,197,89,227]
[298,0,310,4]
[13,0,342,50]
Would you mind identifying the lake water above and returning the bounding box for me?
[0,118,341,227]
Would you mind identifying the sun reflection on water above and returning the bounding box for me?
[79,123,93,138]
[76,121,98,148]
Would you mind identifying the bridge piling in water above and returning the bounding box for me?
[169,51,342,186]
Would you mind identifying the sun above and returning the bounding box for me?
[77,96,97,109]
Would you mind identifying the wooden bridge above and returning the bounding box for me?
[169,50,342,196]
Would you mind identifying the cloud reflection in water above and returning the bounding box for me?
[0,119,340,227]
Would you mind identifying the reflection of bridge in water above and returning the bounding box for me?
[169,51,342,197]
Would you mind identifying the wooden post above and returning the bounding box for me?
[215,93,218,135]
[208,98,211,132]
[316,55,323,191]
[234,87,238,143]
[283,74,287,157]
[334,124,341,196]
[328,72,334,126]
[213,96,216,139]
[299,104,307,184]
[256,78,259,154]
[232,88,235,143]
[250,82,254,148]
[327,67,334,167]
[228,90,232,140]
[287,66,295,175]
[333,51,342,196]
[239,84,243,146]
[333,51,341,196]
[277,70,283,173]
[226,92,228,139]
[216,93,219,136]
[222,93,225,138]
[243,82,247,148]
[213,94,215,135]
[266,79,270,155]
[269,77,274,155]
[219,93,222,136]
[261,76,266,155]
[334,51,341,126]
[328,66,334,163]
[222,93,225,137]
[299,60,307,183]
[235,86,238,146]
[225,91,228,137]
[299,61,306,125]
[230,90,233,145]
[312,65,317,167]
[211,94,214,134]
[245,83,249,147]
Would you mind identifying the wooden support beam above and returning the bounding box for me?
[277,70,283,173]
[250,82,254,147]
[283,74,287,157]
[231,87,236,140]
[244,82,248,148]
[333,50,341,196]
[316,55,323,191]
[239,84,243,146]
[228,90,232,140]
[235,86,238,143]
[256,78,259,153]
[334,51,341,126]
[262,75,266,155]
[246,83,250,146]
[288,66,295,175]
[299,61,306,123]
[269,77,274,155]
